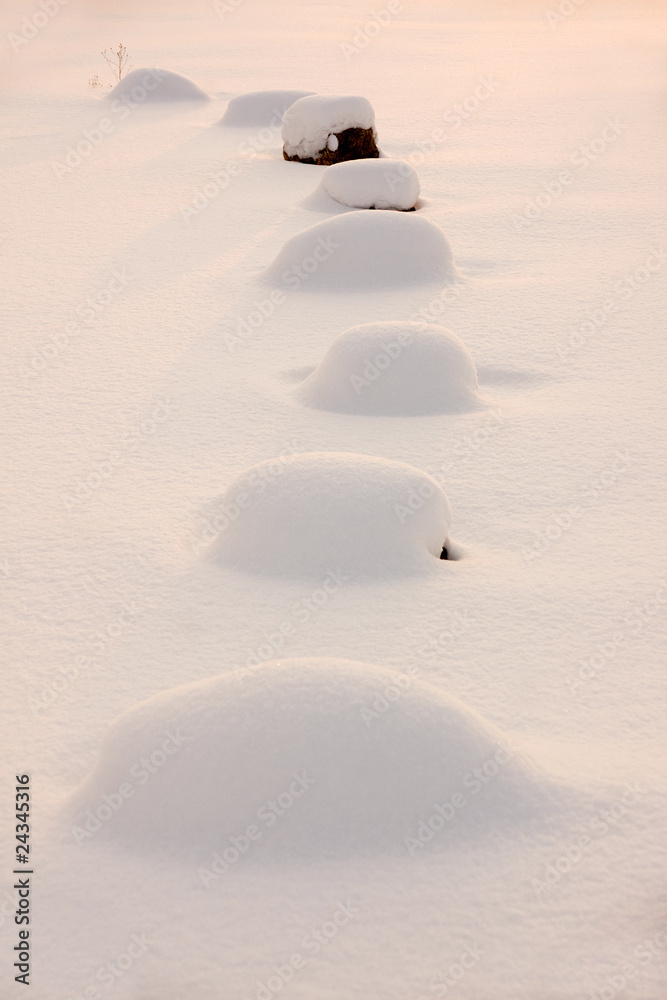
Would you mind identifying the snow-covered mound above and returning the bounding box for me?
[109,68,210,103]
[320,158,420,211]
[282,94,378,163]
[219,89,316,126]
[68,659,554,859]
[261,211,457,290]
[294,322,483,416]
[207,452,452,578]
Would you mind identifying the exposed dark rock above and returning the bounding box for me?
[283,126,379,166]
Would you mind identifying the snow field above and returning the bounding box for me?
[293,320,483,416]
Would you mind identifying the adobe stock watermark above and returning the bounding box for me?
[190,441,299,554]
[19,269,132,379]
[62,397,177,511]
[555,248,665,362]
[529,782,646,896]
[71,730,194,845]
[414,943,485,999]
[397,76,499,169]
[224,235,340,352]
[51,70,166,179]
[512,118,626,231]
[64,932,153,1000]
[566,580,667,695]
[405,744,517,855]
[7,0,69,54]
[198,772,316,886]
[213,0,244,16]
[587,928,667,1000]
[522,449,632,562]
[240,900,359,1000]
[245,569,350,669]
[340,0,403,61]
[546,0,587,30]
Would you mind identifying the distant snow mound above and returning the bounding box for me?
[109,68,210,103]
[208,452,451,578]
[294,322,483,416]
[68,659,552,859]
[261,211,457,291]
[282,94,376,161]
[219,89,316,126]
[321,158,420,211]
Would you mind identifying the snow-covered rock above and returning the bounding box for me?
[261,210,457,290]
[207,452,452,578]
[320,158,420,211]
[68,658,553,859]
[109,68,210,103]
[282,94,379,164]
[294,321,483,416]
[219,89,315,127]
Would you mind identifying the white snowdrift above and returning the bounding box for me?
[261,211,457,290]
[294,321,483,416]
[320,158,420,211]
[206,452,451,578]
[282,94,376,161]
[68,659,552,859]
[219,89,316,127]
[109,68,210,103]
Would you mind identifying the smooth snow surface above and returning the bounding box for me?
[294,321,483,416]
[109,67,210,102]
[282,93,376,160]
[219,89,316,127]
[208,452,452,577]
[321,158,420,210]
[68,658,550,859]
[261,210,457,290]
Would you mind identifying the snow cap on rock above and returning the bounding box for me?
[67,658,553,859]
[219,89,316,127]
[261,210,457,291]
[207,451,452,578]
[109,68,210,103]
[294,321,483,416]
[321,158,420,211]
[282,94,376,161]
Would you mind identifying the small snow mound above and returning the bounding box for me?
[208,452,451,578]
[261,211,457,291]
[282,94,376,160]
[294,322,483,416]
[68,659,552,859]
[321,158,420,211]
[219,89,316,127]
[109,68,210,103]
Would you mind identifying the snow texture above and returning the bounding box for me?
[207,452,452,578]
[321,158,420,211]
[219,89,316,127]
[282,93,376,160]
[294,321,483,416]
[109,67,210,103]
[261,210,457,290]
[67,658,551,859]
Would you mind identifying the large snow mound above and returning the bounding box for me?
[68,659,554,859]
[207,452,451,578]
[294,321,483,416]
[219,89,316,127]
[282,94,376,160]
[320,158,420,211]
[261,211,457,291]
[109,68,210,103]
